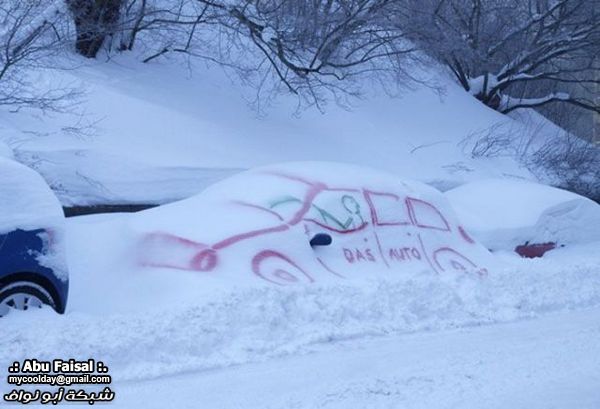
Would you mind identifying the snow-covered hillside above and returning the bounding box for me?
[0,55,543,206]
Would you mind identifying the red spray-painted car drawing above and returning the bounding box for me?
[138,169,489,284]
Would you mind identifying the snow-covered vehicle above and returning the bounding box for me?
[0,153,69,317]
[446,179,600,258]
[134,162,493,284]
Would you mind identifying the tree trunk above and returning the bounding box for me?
[67,0,122,58]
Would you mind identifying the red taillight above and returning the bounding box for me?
[515,242,557,258]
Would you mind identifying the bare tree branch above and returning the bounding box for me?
[0,0,79,113]
[404,0,600,121]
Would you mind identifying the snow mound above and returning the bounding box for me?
[1,55,536,206]
[0,157,64,234]
[131,162,495,286]
[0,140,12,159]
[445,179,600,251]
[14,148,242,206]
[2,242,600,382]
[2,194,598,383]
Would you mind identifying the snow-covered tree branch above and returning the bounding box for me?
[404,0,600,115]
[0,0,77,112]
[190,0,417,108]
[60,0,421,109]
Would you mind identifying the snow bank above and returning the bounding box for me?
[0,55,535,206]
[2,241,600,382]
[132,162,495,285]
[0,140,13,159]
[445,179,600,251]
[0,157,64,234]
[2,190,598,383]
[13,148,242,206]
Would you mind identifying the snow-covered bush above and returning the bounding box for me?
[191,0,417,106]
[0,0,78,112]
[402,0,600,118]
[529,134,600,203]
[462,120,600,202]
[87,0,421,109]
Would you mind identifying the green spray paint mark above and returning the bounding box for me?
[269,194,364,231]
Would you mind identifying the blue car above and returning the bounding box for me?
[0,154,69,317]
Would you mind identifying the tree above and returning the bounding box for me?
[65,0,420,108]
[404,0,600,116]
[187,0,418,108]
[0,0,77,112]
[114,0,213,63]
[66,0,123,58]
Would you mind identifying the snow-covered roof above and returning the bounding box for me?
[132,162,495,283]
[446,179,600,250]
[0,157,64,234]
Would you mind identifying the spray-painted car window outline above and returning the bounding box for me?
[406,197,451,231]
[270,193,366,232]
[364,190,411,227]
[139,170,487,283]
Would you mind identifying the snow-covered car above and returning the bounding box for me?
[0,155,69,317]
[134,162,493,284]
[445,179,600,257]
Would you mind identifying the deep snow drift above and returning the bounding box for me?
[2,206,600,383]
[0,157,64,235]
[446,179,600,251]
[0,55,543,206]
[112,306,600,409]
[2,163,599,387]
[132,162,494,286]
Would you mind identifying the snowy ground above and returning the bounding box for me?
[0,56,549,206]
[116,306,600,409]
[2,211,600,408]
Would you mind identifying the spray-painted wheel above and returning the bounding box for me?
[251,250,314,285]
[432,247,487,276]
[190,249,218,271]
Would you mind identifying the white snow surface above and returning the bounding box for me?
[0,55,540,206]
[1,166,599,408]
[104,306,600,409]
[446,179,600,250]
[8,305,600,408]
[0,156,64,234]
[2,209,600,384]
[130,162,495,286]
[0,140,12,159]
